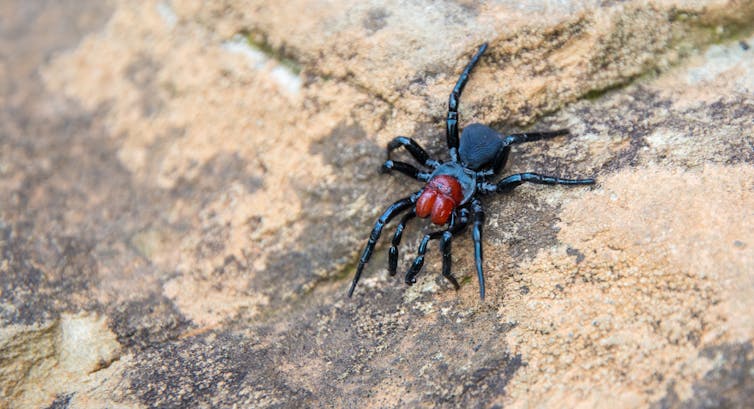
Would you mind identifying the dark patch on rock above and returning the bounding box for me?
[172,151,264,202]
[109,293,190,350]
[484,193,564,265]
[251,121,390,300]
[0,0,113,99]
[125,54,165,117]
[0,218,98,326]
[369,317,521,406]
[124,284,518,407]
[195,221,230,259]
[576,87,669,173]
[652,342,754,409]
[407,71,432,93]
[128,331,315,408]
[0,0,119,327]
[256,251,314,295]
[570,85,754,174]
[0,89,172,324]
[679,98,754,166]
[405,63,449,103]
[44,393,73,409]
[455,352,523,405]
[456,1,482,18]
[654,383,683,409]
[282,290,520,407]
[264,189,371,294]
[411,121,452,156]
[0,0,195,350]
[566,246,585,263]
[443,0,479,25]
[363,8,390,33]
[688,343,754,408]
[309,121,380,172]
[0,224,52,324]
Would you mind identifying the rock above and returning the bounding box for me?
[181,0,754,124]
[1,0,752,407]
[0,313,121,407]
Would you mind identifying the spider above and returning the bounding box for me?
[347,43,595,299]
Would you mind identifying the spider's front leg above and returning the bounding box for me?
[348,192,420,297]
[439,208,470,289]
[404,208,470,290]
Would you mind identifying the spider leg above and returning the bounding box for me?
[404,210,468,287]
[389,210,417,276]
[447,43,488,162]
[404,229,447,286]
[490,146,512,175]
[503,129,570,146]
[485,172,595,194]
[471,199,486,299]
[492,129,573,174]
[348,192,420,297]
[438,208,470,290]
[382,160,431,182]
[387,137,439,168]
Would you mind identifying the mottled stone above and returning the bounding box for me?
[1,0,753,408]
[178,0,754,125]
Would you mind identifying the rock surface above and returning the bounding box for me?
[1,0,753,408]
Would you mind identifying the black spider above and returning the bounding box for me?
[348,43,595,299]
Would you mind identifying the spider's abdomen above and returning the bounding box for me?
[459,123,503,170]
[416,175,464,225]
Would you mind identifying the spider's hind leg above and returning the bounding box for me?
[492,129,572,174]
[490,172,595,194]
[503,129,570,146]
[469,199,486,299]
[447,43,488,160]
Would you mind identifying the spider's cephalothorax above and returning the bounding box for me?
[348,43,595,299]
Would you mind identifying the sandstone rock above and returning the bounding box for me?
[1,0,752,408]
[181,0,754,125]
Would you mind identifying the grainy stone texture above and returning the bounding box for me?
[1,0,753,408]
